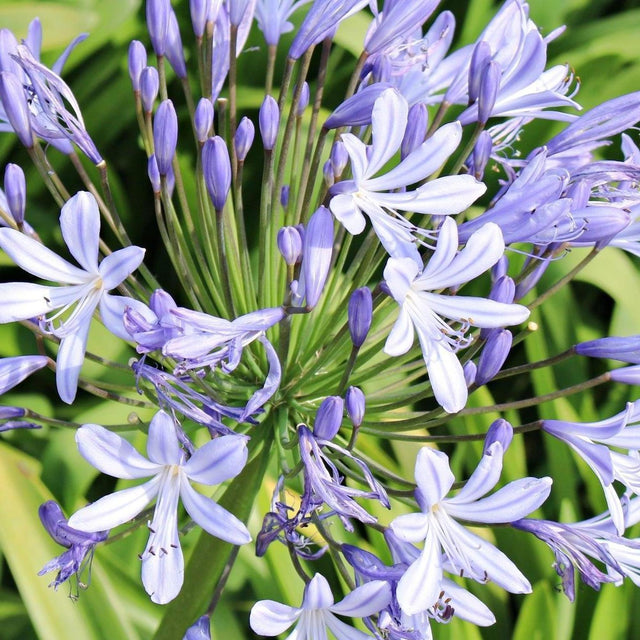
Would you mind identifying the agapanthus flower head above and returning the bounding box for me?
[68,410,251,604]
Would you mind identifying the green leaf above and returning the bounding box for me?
[513,582,557,640]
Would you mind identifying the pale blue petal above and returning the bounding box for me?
[441,578,496,626]
[99,245,146,290]
[396,528,442,615]
[250,600,301,636]
[383,257,419,304]
[241,336,281,419]
[55,319,91,404]
[367,89,407,178]
[303,574,334,610]
[383,307,414,356]
[147,410,183,465]
[339,133,368,182]
[75,423,161,478]
[446,442,504,505]
[324,614,372,640]
[100,294,157,340]
[68,476,161,531]
[0,228,89,284]
[183,434,249,485]
[330,194,366,234]
[60,191,100,273]
[179,477,251,544]
[414,447,454,507]
[445,476,552,523]
[419,217,458,281]
[389,512,430,543]
[330,580,391,617]
[0,283,61,323]
[0,355,48,394]
[169,307,234,332]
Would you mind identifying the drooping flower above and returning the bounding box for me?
[390,435,551,614]
[0,191,146,403]
[330,89,486,262]
[383,217,530,413]
[68,410,251,604]
[250,572,391,639]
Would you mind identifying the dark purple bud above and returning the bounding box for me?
[576,336,640,364]
[346,386,365,428]
[153,100,178,175]
[0,406,26,419]
[297,82,310,116]
[610,365,640,385]
[128,40,147,92]
[259,95,279,151]
[324,82,393,129]
[146,0,171,56]
[277,226,303,265]
[313,396,344,440]
[463,361,477,386]
[484,418,513,454]
[166,10,187,79]
[475,329,512,386]
[303,206,333,308]
[470,130,493,179]
[348,287,372,348]
[140,66,160,113]
[480,278,514,340]
[401,103,428,160]
[234,116,255,161]
[0,72,33,148]
[515,258,551,300]
[323,159,335,187]
[468,41,492,105]
[492,255,508,281]
[190,0,211,38]
[4,163,26,224]
[148,154,161,192]
[202,136,231,211]
[478,61,500,125]
[330,140,349,177]
[194,98,214,143]
[280,185,290,209]
[183,615,211,640]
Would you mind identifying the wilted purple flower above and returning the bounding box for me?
[68,411,251,604]
[128,40,147,92]
[38,501,108,591]
[140,66,160,114]
[202,136,231,211]
[234,116,255,161]
[390,442,551,614]
[348,287,373,348]
[4,163,26,225]
[384,218,529,413]
[0,191,146,403]
[154,99,178,175]
[0,72,34,147]
[277,226,303,265]
[259,95,279,151]
[194,98,214,143]
[250,573,391,638]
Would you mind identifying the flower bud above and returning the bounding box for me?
[259,95,279,151]
[313,396,344,441]
[348,287,372,348]
[463,361,477,387]
[4,163,26,225]
[194,98,214,143]
[468,41,492,105]
[401,103,428,160]
[302,206,333,308]
[0,72,33,148]
[202,136,231,211]
[470,130,493,179]
[280,185,290,209]
[146,0,171,56]
[330,141,349,177]
[346,386,365,428]
[140,66,160,114]
[148,154,161,193]
[325,82,392,129]
[297,82,310,116]
[277,226,303,266]
[475,329,512,386]
[190,0,212,38]
[184,615,212,640]
[484,418,514,454]
[576,336,640,363]
[166,10,187,79]
[128,40,147,92]
[481,276,515,339]
[234,116,255,161]
[323,159,335,187]
[478,60,500,125]
[153,100,178,175]
[610,365,640,385]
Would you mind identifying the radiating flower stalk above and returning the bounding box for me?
[3,1,640,637]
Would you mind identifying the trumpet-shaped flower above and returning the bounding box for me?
[390,440,552,615]
[68,410,251,604]
[250,572,391,639]
[0,191,145,403]
[329,89,486,262]
[383,217,530,413]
